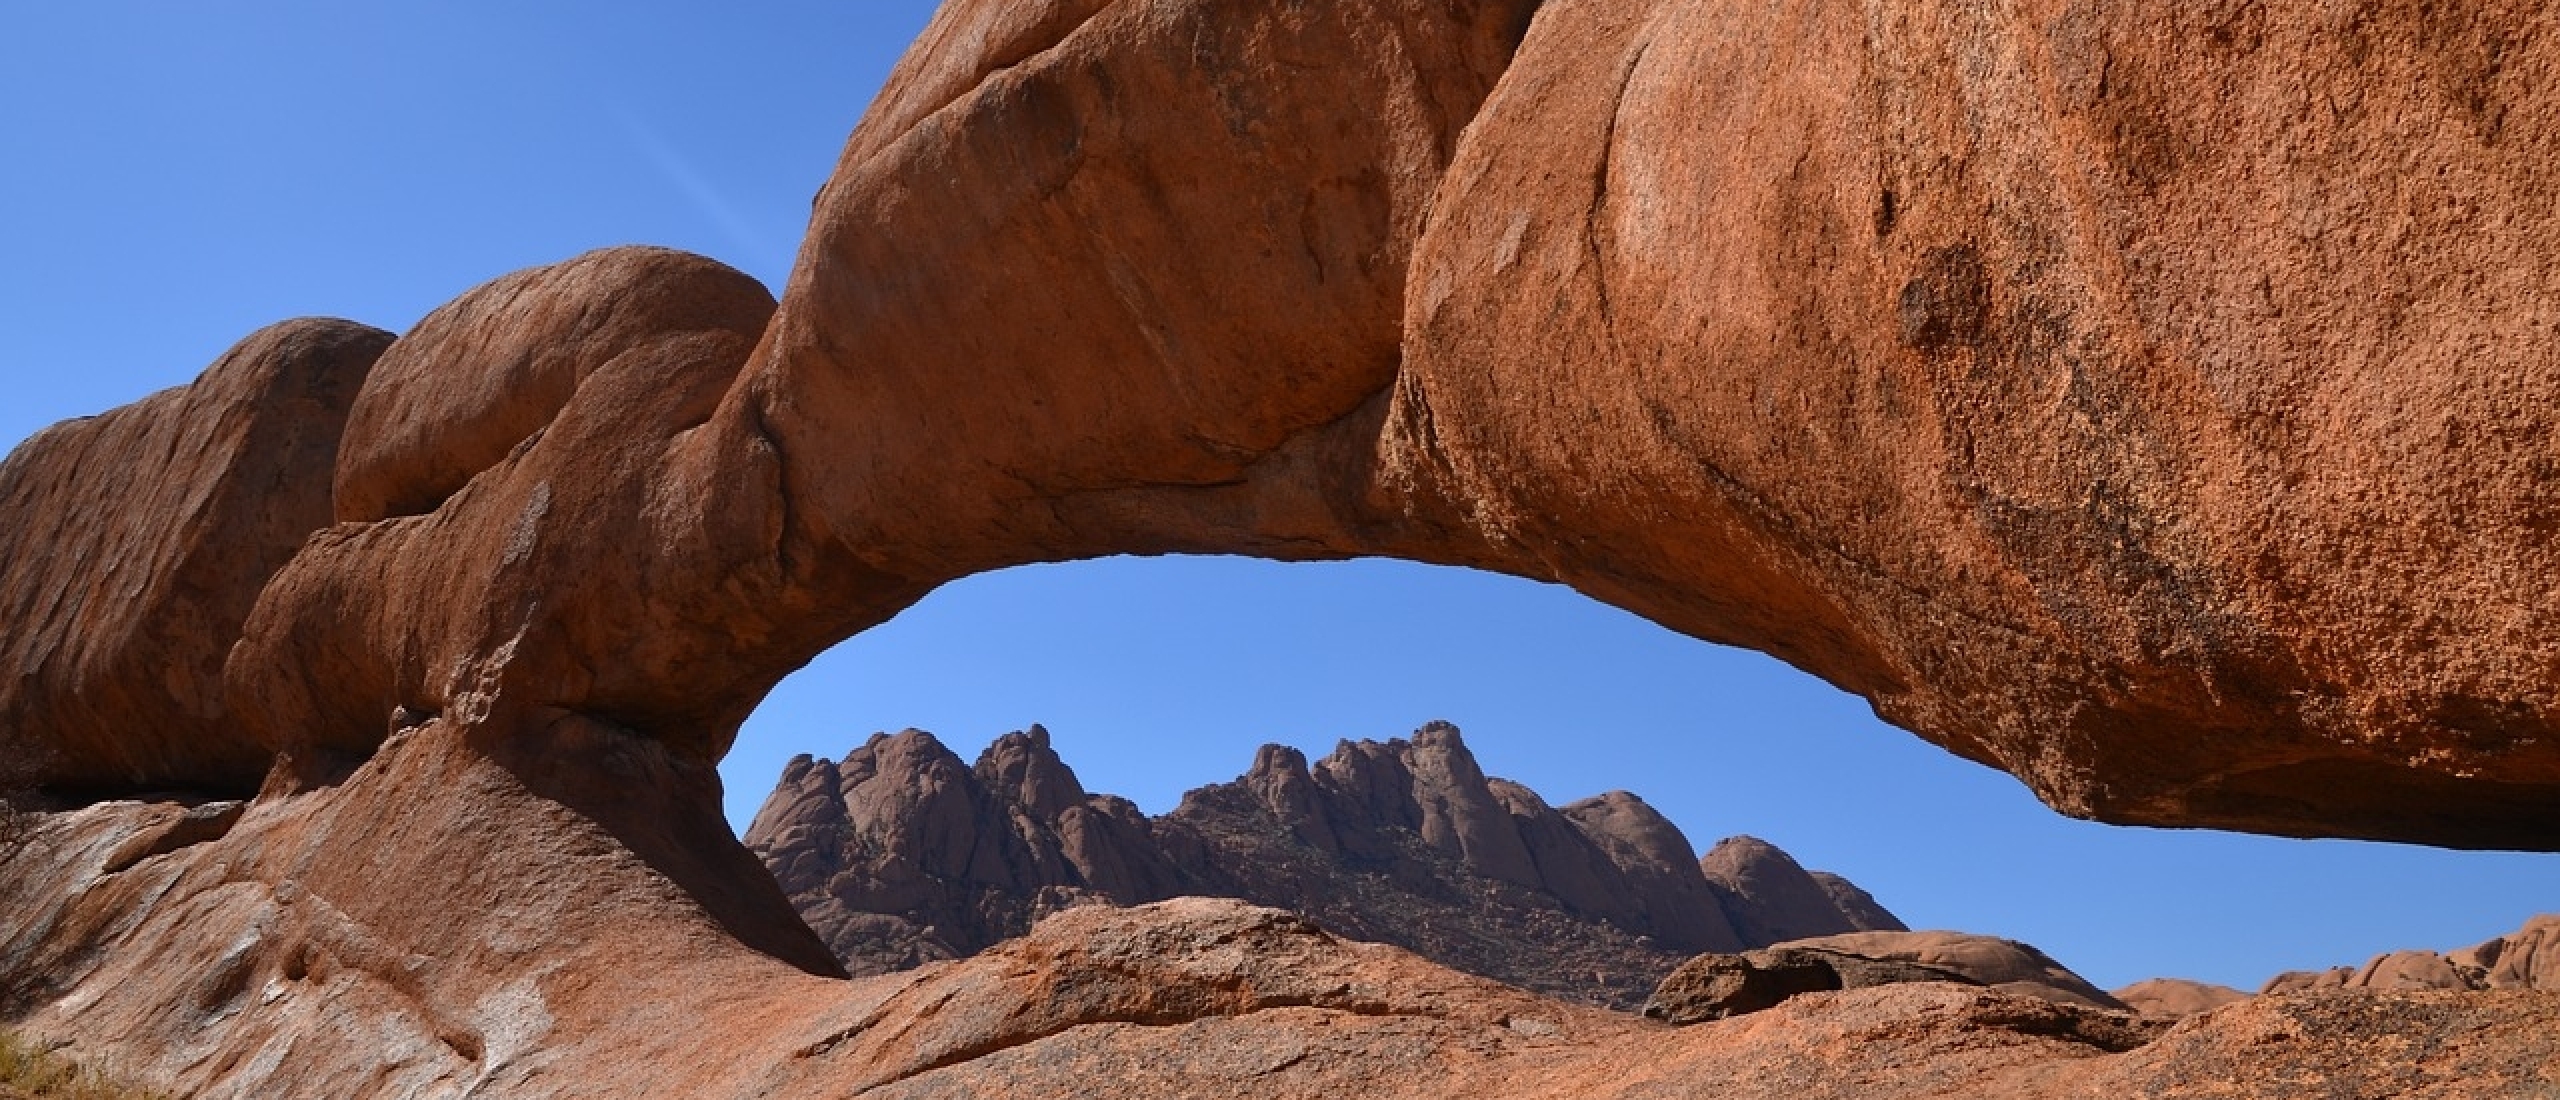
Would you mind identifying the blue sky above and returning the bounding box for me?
[3,6,2549,994]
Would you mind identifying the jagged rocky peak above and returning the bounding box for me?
[752,720,1907,1008]
[743,727,1171,975]
[973,723,1087,816]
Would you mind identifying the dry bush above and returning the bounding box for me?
[0,788,31,853]
[0,1029,170,1100]
[0,796,25,853]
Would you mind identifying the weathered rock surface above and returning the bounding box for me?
[0,718,846,1099]
[750,0,1543,583]
[224,246,814,776]
[332,246,777,525]
[2112,979,2249,1018]
[1643,932,2127,1026]
[1784,931,2129,1011]
[2263,914,2560,994]
[745,725,1184,976]
[0,318,391,794]
[1700,835,1911,946]
[10,0,2531,885]
[748,721,1899,1008]
[1644,945,1975,1024]
[201,0,1547,807]
[1809,871,1904,933]
[1388,0,2560,847]
[0,0,2547,924]
[5,0,2560,1094]
[8,753,2554,1100]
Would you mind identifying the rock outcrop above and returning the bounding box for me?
[1777,931,2128,1011]
[2112,979,2249,1018]
[1643,931,2128,1026]
[744,726,1184,976]
[1701,835,1911,945]
[224,246,799,777]
[8,768,2553,1100]
[0,0,2544,959]
[747,721,1901,1008]
[0,318,391,795]
[1387,0,2560,848]
[5,0,2560,1094]
[1809,871,1904,933]
[11,0,2555,861]
[1644,946,1979,1024]
[2263,915,2560,995]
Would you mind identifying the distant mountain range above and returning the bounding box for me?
[746,720,1903,1008]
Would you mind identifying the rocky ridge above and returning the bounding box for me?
[2263,915,2560,995]
[0,319,391,794]
[8,771,2555,1099]
[2110,979,2250,1018]
[745,721,1902,1008]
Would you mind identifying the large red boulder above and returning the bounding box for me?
[0,318,389,793]
[1389,0,2560,846]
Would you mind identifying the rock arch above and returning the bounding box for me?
[10,0,2559,858]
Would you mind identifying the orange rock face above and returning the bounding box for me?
[333,246,778,525]
[754,0,1541,579]
[15,0,2553,846]
[4,0,2560,1095]
[212,0,1545,792]
[2110,978,2249,1018]
[7,757,2554,1099]
[1390,0,2560,847]
[2263,914,2560,995]
[226,247,823,773]
[0,319,389,793]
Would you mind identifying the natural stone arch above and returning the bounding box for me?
[11,0,2558,858]
[233,0,2560,853]
[5,1,2560,1094]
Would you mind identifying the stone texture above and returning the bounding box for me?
[217,0,1547,806]
[5,0,2560,1095]
[224,247,815,777]
[1783,931,2129,1011]
[1388,0,2560,847]
[1644,933,2128,1025]
[9,759,2551,1100]
[1644,945,1979,1025]
[749,0,1543,583]
[0,318,391,794]
[1700,836,1910,945]
[2112,979,2249,1018]
[93,0,2552,893]
[1810,871,1904,933]
[0,718,845,1100]
[749,721,1905,1009]
[333,246,777,524]
[744,726,1184,975]
[2262,914,2560,994]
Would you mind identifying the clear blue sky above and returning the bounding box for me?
[3,6,2549,994]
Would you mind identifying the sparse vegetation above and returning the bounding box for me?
[0,792,29,852]
[0,1029,169,1099]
